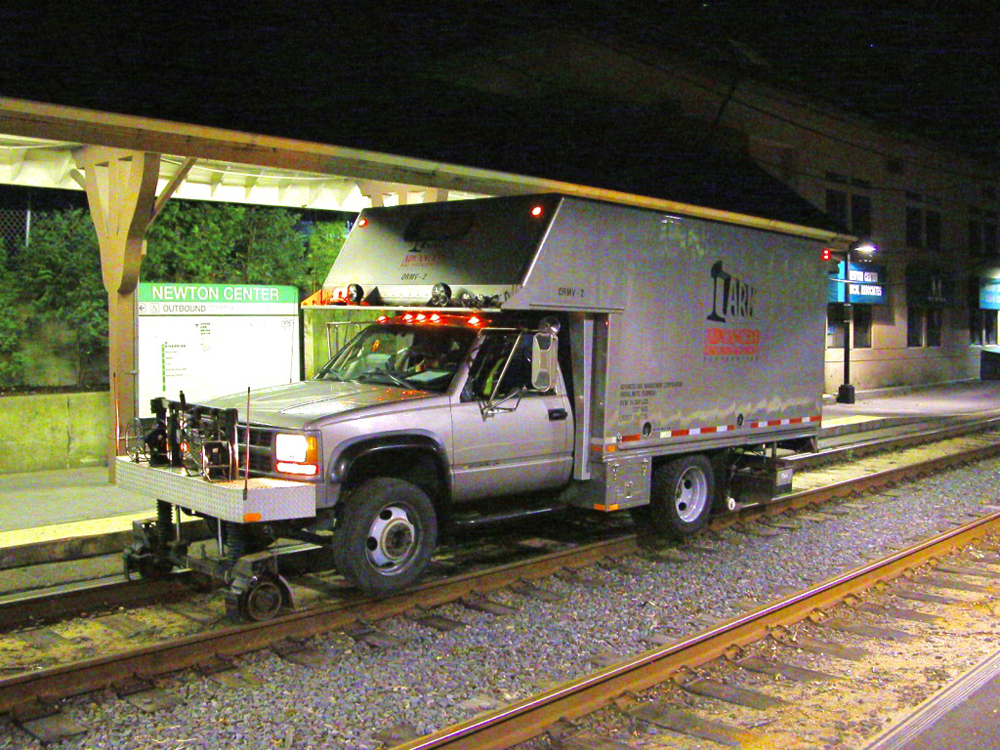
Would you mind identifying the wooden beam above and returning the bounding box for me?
[151,156,196,223]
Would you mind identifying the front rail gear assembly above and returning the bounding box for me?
[125,393,241,482]
[122,501,295,622]
[121,394,295,622]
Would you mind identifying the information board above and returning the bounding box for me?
[136,283,300,417]
[827,261,887,305]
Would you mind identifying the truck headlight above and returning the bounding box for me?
[275,434,319,477]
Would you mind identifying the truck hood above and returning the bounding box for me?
[206,380,433,430]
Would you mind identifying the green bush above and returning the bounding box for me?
[4,202,349,389]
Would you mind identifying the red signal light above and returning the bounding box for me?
[821,248,832,261]
[530,205,544,218]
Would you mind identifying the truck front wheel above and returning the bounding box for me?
[333,478,438,596]
[644,455,715,541]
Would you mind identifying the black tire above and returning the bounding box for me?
[646,455,715,541]
[333,477,438,596]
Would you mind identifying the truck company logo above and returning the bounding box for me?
[704,261,762,359]
[706,261,755,323]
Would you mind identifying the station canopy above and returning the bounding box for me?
[0,131,483,213]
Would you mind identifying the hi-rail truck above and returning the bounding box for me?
[119,193,832,620]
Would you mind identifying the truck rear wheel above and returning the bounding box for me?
[333,477,438,596]
[645,455,714,541]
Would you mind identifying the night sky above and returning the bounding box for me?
[0,1,997,162]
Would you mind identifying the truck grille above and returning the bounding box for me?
[236,424,278,477]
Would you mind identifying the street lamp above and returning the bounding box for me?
[836,239,877,404]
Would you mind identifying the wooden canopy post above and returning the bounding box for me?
[74,147,160,479]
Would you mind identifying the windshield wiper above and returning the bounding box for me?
[356,370,415,388]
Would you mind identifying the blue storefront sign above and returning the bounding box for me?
[827,261,887,305]
[981,278,1000,310]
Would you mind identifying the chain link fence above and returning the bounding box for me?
[0,206,28,263]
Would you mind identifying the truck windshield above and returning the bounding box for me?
[315,323,477,393]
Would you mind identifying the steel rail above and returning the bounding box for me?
[3,435,1000,715]
[392,512,1000,750]
[790,414,1000,469]
[0,537,636,713]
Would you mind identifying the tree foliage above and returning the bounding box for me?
[16,209,107,386]
[0,240,26,387]
[4,201,349,389]
[144,202,346,295]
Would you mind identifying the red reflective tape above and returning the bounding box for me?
[620,434,642,442]
[673,429,691,437]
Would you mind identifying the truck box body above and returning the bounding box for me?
[322,194,826,481]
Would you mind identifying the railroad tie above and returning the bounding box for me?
[628,703,755,748]
[681,677,788,709]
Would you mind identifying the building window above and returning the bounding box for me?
[826,184,873,236]
[969,210,997,258]
[907,306,924,347]
[970,308,998,346]
[852,304,872,348]
[908,306,943,347]
[826,190,848,230]
[926,308,942,346]
[826,303,846,349]
[970,219,984,257]
[906,206,924,248]
[986,216,999,258]
[925,210,942,252]
[907,202,946,252]
[970,308,983,345]
[851,194,872,237]
[827,303,872,349]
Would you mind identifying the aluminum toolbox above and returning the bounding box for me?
[116,456,316,523]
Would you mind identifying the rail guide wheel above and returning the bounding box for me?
[238,575,284,621]
[224,551,294,622]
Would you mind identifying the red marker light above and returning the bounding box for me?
[376,315,388,324]
[403,313,414,322]
[356,217,368,228]
[415,313,426,322]
[821,248,832,261]
[468,315,481,327]
[429,313,441,322]
[530,205,544,217]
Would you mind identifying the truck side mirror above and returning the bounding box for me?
[531,333,557,392]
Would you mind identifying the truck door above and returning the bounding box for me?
[450,331,573,500]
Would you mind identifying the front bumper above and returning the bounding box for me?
[116,456,317,523]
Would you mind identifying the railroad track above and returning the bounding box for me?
[3,422,1000,745]
[396,514,1000,749]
